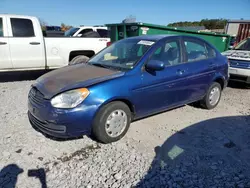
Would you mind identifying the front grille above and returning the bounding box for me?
[28,87,45,106]
[229,59,250,69]
[28,112,66,133]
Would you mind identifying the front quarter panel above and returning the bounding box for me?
[86,72,141,116]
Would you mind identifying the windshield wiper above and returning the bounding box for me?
[90,63,110,69]
[90,62,128,71]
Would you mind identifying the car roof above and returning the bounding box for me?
[125,34,205,42]
[126,35,177,41]
[0,14,37,20]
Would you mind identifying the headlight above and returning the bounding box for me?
[51,88,89,108]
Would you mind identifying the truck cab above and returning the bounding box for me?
[0,14,110,72]
[0,14,46,70]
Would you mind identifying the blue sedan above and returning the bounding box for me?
[28,35,229,143]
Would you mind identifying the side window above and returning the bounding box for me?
[206,44,216,58]
[11,18,35,37]
[0,18,3,37]
[151,40,181,66]
[97,29,108,38]
[184,39,208,62]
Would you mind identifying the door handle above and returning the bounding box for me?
[177,69,185,75]
[30,42,40,45]
[0,42,7,45]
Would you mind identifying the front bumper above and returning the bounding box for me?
[229,67,250,84]
[28,97,99,138]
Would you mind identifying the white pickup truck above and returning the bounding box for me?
[0,14,110,72]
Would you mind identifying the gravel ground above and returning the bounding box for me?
[0,75,250,188]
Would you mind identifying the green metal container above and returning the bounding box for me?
[106,22,231,52]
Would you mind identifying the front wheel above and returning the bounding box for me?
[92,102,131,144]
[200,82,222,110]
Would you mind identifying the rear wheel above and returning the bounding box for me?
[69,55,89,65]
[200,82,222,110]
[92,101,131,144]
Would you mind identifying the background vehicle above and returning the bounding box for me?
[44,26,64,37]
[64,26,109,38]
[222,37,250,87]
[28,35,229,143]
[0,14,110,72]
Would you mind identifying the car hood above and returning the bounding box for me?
[33,64,124,99]
[222,50,250,61]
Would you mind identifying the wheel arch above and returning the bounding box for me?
[94,97,136,121]
[212,74,227,90]
[69,50,95,62]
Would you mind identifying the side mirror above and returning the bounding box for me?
[146,60,165,71]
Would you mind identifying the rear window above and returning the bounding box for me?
[64,27,80,37]
[11,18,35,37]
[78,29,101,38]
[0,18,3,37]
[97,29,108,38]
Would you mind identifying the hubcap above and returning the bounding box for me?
[105,110,128,138]
[209,87,220,106]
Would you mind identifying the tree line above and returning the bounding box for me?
[40,17,228,31]
[167,19,228,29]
[40,19,73,31]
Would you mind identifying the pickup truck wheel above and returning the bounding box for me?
[92,101,131,144]
[200,82,222,110]
[69,55,89,65]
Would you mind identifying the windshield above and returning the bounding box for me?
[88,39,155,70]
[234,38,250,51]
[64,27,80,37]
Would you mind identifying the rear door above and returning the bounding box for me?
[0,16,12,69]
[181,37,217,100]
[7,17,46,69]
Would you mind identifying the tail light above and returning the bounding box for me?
[107,42,112,47]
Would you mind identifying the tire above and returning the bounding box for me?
[69,55,89,65]
[92,101,131,144]
[200,82,222,110]
[246,84,250,89]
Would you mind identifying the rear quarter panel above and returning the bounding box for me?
[214,54,229,88]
